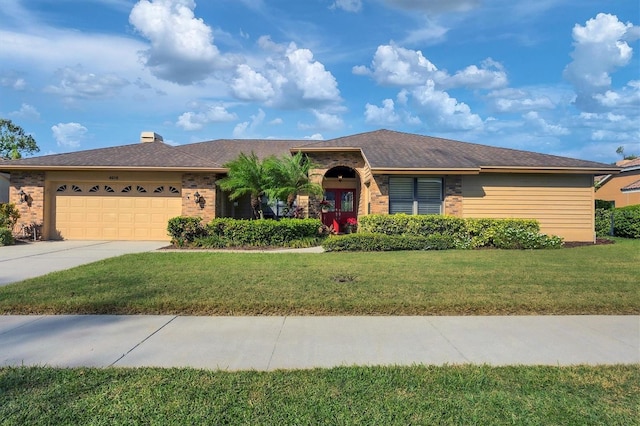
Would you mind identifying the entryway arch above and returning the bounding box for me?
[321,166,360,232]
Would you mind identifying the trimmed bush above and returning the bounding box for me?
[595,208,613,237]
[0,227,14,246]
[207,218,324,247]
[322,232,456,252]
[167,216,207,247]
[613,205,640,239]
[0,203,20,231]
[358,214,551,249]
[492,228,563,249]
[595,205,640,238]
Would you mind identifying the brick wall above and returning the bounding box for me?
[181,173,217,222]
[307,151,368,217]
[9,172,45,232]
[444,175,463,216]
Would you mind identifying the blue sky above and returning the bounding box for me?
[0,0,638,163]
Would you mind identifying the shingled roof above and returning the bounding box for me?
[0,129,619,174]
[1,141,215,170]
[296,129,618,172]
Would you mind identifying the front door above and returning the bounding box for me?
[321,189,357,232]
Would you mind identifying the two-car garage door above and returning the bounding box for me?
[54,182,182,241]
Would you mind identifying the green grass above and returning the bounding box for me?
[1,365,638,425]
[0,238,638,315]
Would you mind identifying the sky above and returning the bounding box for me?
[0,0,638,164]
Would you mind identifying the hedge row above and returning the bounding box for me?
[323,226,563,252]
[595,205,640,239]
[357,214,547,249]
[167,217,326,248]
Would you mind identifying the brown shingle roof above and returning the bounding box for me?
[175,139,313,165]
[0,129,619,173]
[297,129,616,171]
[1,142,215,170]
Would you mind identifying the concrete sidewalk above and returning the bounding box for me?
[1,315,637,370]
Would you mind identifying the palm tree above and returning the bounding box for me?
[265,151,323,215]
[217,152,270,219]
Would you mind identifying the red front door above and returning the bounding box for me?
[321,189,357,232]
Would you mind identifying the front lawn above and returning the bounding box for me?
[0,239,638,315]
[1,365,638,425]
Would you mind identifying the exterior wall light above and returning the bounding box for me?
[193,191,202,204]
[19,189,29,204]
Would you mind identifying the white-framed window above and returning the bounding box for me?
[389,177,442,215]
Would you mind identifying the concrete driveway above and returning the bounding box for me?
[0,240,168,286]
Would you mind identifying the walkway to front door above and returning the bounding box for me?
[321,188,356,232]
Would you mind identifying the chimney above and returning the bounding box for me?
[140,131,164,143]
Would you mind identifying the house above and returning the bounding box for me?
[1,129,619,242]
[595,158,640,207]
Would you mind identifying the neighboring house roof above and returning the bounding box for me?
[296,129,619,172]
[596,157,640,188]
[621,179,640,192]
[0,129,620,174]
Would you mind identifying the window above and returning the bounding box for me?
[389,177,442,215]
[89,185,100,193]
[56,185,67,192]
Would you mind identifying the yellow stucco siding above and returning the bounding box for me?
[595,170,640,207]
[462,173,595,242]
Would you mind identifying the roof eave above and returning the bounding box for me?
[479,166,621,174]
[0,165,226,173]
[371,167,481,175]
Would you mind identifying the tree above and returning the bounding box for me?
[0,119,40,159]
[616,146,638,161]
[264,151,323,213]
[217,152,270,219]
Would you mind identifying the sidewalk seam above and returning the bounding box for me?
[110,315,179,367]
[266,316,287,370]
[426,318,471,363]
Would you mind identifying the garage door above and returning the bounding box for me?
[54,183,182,241]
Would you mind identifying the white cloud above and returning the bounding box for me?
[298,110,344,132]
[44,66,130,100]
[487,88,555,113]
[358,44,506,91]
[331,0,362,13]
[51,122,88,148]
[563,13,639,111]
[0,73,26,90]
[593,80,640,109]
[440,58,508,90]
[129,0,240,84]
[364,99,401,125]
[359,44,440,86]
[176,105,238,131]
[9,103,40,121]
[233,108,266,138]
[232,41,341,109]
[411,80,483,130]
[523,111,570,136]
[304,133,324,140]
[231,64,275,101]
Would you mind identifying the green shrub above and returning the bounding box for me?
[595,199,615,210]
[613,205,640,239]
[207,218,325,247]
[0,203,20,231]
[358,214,550,249]
[492,228,563,249]
[595,208,613,237]
[167,216,206,247]
[595,205,640,239]
[0,227,14,246]
[322,233,456,252]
